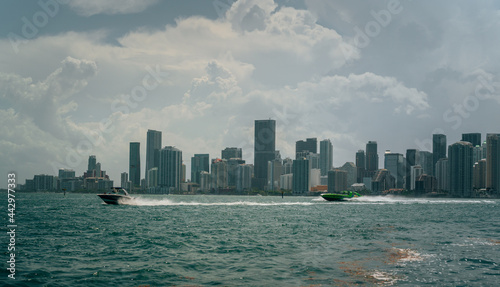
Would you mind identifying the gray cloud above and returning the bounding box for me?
[0,0,499,186]
[67,0,159,16]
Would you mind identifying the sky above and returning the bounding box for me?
[1,0,500,187]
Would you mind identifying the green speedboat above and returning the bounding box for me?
[321,191,361,201]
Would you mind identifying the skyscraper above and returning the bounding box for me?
[296,138,317,158]
[191,154,209,185]
[159,146,182,192]
[384,152,404,188]
[87,155,97,174]
[372,169,395,193]
[355,150,365,183]
[486,133,500,194]
[448,141,473,197]
[418,151,433,176]
[211,158,228,190]
[365,141,378,173]
[410,165,423,191]
[405,149,420,191]
[129,142,141,187]
[462,133,481,147]
[339,162,357,187]
[146,129,162,186]
[319,139,333,176]
[435,158,449,192]
[236,164,253,193]
[221,147,242,160]
[327,169,347,193]
[267,159,283,191]
[121,172,128,189]
[432,134,447,176]
[473,159,487,190]
[292,158,309,195]
[254,119,276,189]
[227,158,245,187]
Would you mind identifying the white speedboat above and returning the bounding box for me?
[97,187,133,205]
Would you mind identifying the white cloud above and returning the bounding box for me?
[1,0,499,186]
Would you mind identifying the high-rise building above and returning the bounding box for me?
[147,167,158,188]
[191,154,209,185]
[280,174,293,190]
[227,158,245,187]
[319,139,333,176]
[486,134,500,194]
[415,174,437,194]
[473,159,487,190]
[472,145,483,164]
[282,158,293,174]
[365,141,379,173]
[254,119,276,189]
[405,149,420,191]
[432,134,447,176]
[310,168,321,188]
[267,159,283,191]
[327,169,347,193]
[384,152,404,188]
[306,153,320,169]
[339,162,357,188]
[481,141,487,159]
[33,174,55,191]
[211,158,228,190]
[292,158,309,195]
[462,133,481,147]
[87,155,97,174]
[372,169,395,193]
[121,172,128,189]
[146,129,162,186]
[200,171,211,192]
[418,151,433,176]
[410,165,423,191]
[58,169,75,179]
[236,164,253,192]
[129,142,141,187]
[182,164,186,183]
[159,146,182,192]
[221,147,242,160]
[448,141,473,197]
[355,150,365,183]
[296,138,317,158]
[435,158,449,192]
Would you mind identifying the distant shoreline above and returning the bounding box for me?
[1,189,498,199]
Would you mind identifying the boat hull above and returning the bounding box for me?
[321,191,360,201]
[97,194,132,205]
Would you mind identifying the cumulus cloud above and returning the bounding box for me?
[0,56,98,179]
[1,0,498,186]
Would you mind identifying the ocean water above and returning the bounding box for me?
[1,193,499,286]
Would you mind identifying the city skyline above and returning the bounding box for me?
[19,124,499,190]
[1,1,500,187]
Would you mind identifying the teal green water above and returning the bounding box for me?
[2,193,499,286]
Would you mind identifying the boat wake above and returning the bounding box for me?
[122,197,316,207]
[349,196,496,205]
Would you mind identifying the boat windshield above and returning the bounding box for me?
[110,188,129,196]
